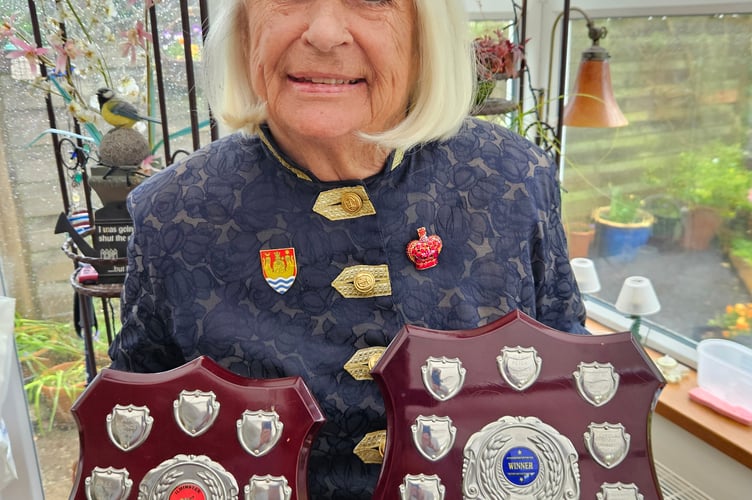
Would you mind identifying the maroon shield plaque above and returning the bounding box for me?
[371,310,665,500]
[70,356,324,500]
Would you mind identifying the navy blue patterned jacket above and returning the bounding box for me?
[109,117,587,498]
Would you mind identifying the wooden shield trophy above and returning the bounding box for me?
[70,356,324,500]
[366,310,665,500]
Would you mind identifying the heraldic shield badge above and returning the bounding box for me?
[367,310,665,500]
[69,356,324,500]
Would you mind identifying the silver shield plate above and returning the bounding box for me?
[85,466,132,500]
[574,362,620,407]
[497,346,542,391]
[237,409,284,457]
[420,356,466,401]
[584,422,631,469]
[411,415,456,461]
[399,474,446,500]
[597,482,644,500]
[106,404,153,452]
[244,474,292,500]
[173,389,220,437]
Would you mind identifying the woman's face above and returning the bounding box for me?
[247,0,417,142]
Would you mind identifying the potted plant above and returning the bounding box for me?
[14,315,108,431]
[704,302,752,348]
[14,316,85,379]
[592,187,654,261]
[566,220,596,258]
[24,361,87,432]
[664,142,752,250]
[727,236,752,295]
[473,28,525,107]
[642,194,683,248]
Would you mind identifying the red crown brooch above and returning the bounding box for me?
[407,227,443,270]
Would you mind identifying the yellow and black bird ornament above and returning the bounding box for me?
[96,87,161,128]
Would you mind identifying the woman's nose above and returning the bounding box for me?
[301,1,354,52]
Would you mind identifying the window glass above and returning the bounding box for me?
[560,14,752,352]
[0,2,208,495]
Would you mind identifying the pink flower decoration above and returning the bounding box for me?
[52,40,83,74]
[138,155,158,175]
[120,20,152,64]
[1,17,16,41]
[6,37,49,75]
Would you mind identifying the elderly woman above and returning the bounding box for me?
[109,0,587,497]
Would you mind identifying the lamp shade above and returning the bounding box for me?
[562,46,628,128]
[615,276,661,316]
[570,257,601,294]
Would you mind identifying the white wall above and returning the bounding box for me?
[652,414,752,499]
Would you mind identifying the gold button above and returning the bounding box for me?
[341,191,363,213]
[353,272,376,294]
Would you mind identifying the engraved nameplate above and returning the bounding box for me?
[245,474,292,500]
[574,362,620,407]
[85,466,132,500]
[597,482,644,500]
[106,404,153,452]
[497,346,542,391]
[585,422,631,469]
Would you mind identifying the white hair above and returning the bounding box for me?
[203,0,475,150]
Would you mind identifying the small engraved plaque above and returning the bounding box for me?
[245,474,292,500]
[106,404,153,452]
[237,409,284,457]
[411,415,456,461]
[399,474,446,500]
[173,389,220,437]
[85,466,132,500]
[138,454,238,499]
[421,356,466,401]
[497,346,541,391]
[597,482,644,500]
[574,362,620,407]
[585,423,631,469]
[462,415,580,499]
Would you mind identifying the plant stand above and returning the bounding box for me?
[63,237,125,383]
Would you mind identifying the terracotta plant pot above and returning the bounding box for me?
[681,206,722,250]
[567,223,596,259]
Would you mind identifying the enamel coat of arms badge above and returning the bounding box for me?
[260,248,297,294]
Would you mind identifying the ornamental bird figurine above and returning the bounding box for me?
[96,87,161,128]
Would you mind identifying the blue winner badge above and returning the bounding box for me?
[502,446,540,486]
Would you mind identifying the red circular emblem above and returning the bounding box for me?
[169,482,206,500]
